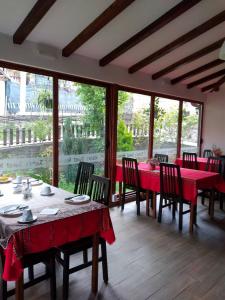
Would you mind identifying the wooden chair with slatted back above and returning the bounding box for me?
[154,153,169,163]
[74,162,94,195]
[158,163,193,231]
[0,248,56,300]
[200,157,224,207]
[182,152,198,170]
[56,175,110,300]
[203,149,213,158]
[122,157,149,216]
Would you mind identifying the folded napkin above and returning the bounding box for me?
[39,208,59,215]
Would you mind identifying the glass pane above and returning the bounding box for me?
[181,101,201,155]
[58,80,106,192]
[153,97,179,161]
[0,68,53,181]
[116,91,150,162]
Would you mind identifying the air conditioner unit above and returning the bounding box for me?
[219,40,225,60]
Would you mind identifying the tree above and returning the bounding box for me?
[117,120,133,151]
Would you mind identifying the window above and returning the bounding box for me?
[58,80,106,192]
[0,68,53,182]
[181,101,201,155]
[116,90,150,162]
[153,97,179,161]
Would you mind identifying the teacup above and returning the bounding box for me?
[13,184,22,193]
[22,208,33,222]
[15,176,22,184]
[41,186,52,195]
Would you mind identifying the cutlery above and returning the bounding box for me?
[3,204,29,214]
[64,194,81,200]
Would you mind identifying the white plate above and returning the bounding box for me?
[40,192,55,196]
[31,180,43,186]
[65,195,90,205]
[18,215,37,224]
[0,205,23,217]
[0,177,12,184]
[12,179,23,184]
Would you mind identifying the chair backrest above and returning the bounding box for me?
[206,157,225,179]
[203,149,213,158]
[160,163,183,199]
[154,153,169,163]
[182,152,198,170]
[74,162,94,194]
[122,157,140,188]
[88,175,110,206]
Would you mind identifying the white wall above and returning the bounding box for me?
[0,33,205,102]
[203,87,225,153]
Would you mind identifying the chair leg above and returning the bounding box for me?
[201,195,205,205]
[179,201,183,231]
[83,249,88,264]
[63,253,70,300]
[219,193,223,210]
[28,266,34,281]
[48,256,56,300]
[193,204,197,225]
[121,185,126,211]
[136,191,140,216]
[101,240,108,283]
[158,196,163,223]
[0,278,7,300]
[172,201,176,219]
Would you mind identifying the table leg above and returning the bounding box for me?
[151,192,156,218]
[92,233,99,294]
[119,182,122,205]
[15,273,24,300]
[189,203,195,233]
[146,191,150,216]
[209,189,215,219]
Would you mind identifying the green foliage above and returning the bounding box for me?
[31,118,51,142]
[117,120,134,151]
[37,89,53,110]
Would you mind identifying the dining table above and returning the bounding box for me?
[0,178,115,300]
[175,157,208,171]
[116,162,220,232]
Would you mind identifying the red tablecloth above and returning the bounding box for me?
[175,157,208,171]
[3,207,115,281]
[116,162,220,205]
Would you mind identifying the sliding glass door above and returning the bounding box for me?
[58,80,106,192]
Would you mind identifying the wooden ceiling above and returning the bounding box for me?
[2,0,225,93]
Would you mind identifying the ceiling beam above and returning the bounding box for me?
[171,59,224,85]
[129,10,225,74]
[99,0,202,67]
[187,68,225,89]
[152,38,225,80]
[62,0,135,57]
[13,0,56,44]
[202,75,225,92]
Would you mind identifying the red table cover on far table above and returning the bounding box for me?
[116,162,220,205]
[175,157,208,171]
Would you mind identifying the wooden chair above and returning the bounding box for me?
[56,175,110,300]
[200,157,225,207]
[182,152,198,169]
[0,248,56,300]
[154,153,168,163]
[121,157,149,216]
[158,163,193,231]
[74,161,94,194]
[203,149,213,158]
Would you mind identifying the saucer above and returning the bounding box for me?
[40,192,55,196]
[12,179,23,184]
[18,215,37,224]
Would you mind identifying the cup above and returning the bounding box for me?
[22,208,33,222]
[41,186,52,195]
[15,176,22,184]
